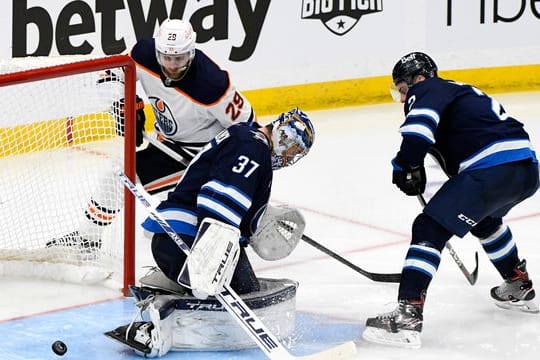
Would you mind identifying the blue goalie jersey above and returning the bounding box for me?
[395,77,537,175]
[142,123,272,239]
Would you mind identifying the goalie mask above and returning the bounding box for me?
[154,19,196,81]
[269,108,315,170]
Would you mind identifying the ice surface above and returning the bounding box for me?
[1,92,539,359]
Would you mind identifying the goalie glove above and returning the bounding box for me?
[250,205,305,261]
[181,218,240,299]
[112,95,146,147]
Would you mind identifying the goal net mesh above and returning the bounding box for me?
[0,55,135,289]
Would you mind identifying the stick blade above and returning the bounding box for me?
[298,341,357,359]
[468,251,479,285]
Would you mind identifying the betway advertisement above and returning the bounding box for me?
[1,0,539,90]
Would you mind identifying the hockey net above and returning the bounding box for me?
[0,55,136,295]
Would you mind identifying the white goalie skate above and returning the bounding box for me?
[491,259,539,314]
[362,299,423,349]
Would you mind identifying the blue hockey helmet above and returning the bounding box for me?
[392,52,438,86]
[270,108,315,170]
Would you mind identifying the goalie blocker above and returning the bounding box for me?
[179,217,241,299]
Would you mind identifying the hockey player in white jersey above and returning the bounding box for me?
[130,18,256,193]
[47,18,256,250]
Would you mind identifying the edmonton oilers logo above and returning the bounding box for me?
[301,0,383,35]
[149,96,177,136]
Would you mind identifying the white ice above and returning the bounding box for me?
[1,91,540,360]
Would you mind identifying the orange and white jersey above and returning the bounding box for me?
[131,38,255,144]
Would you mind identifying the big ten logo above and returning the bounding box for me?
[301,0,383,35]
[447,0,540,26]
[11,0,271,61]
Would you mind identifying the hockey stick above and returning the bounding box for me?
[143,131,397,282]
[142,130,396,284]
[301,234,401,283]
[116,171,356,360]
[417,194,479,285]
[142,132,190,166]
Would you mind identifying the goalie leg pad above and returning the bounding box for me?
[139,267,189,295]
[107,279,299,352]
[183,218,240,298]
[250,204,305,261]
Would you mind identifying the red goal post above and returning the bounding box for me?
[0,55,136,296]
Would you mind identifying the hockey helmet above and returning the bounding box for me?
[154,19,196,78]
[392,52,438,86]
[269,108,315,170]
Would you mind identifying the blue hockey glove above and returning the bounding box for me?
[112,95,146,147]
[392,165,426,196]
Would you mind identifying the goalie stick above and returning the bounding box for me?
[417,194,479,285]
[116,171,356,360]
[301,234,401,283]
[142,129,399,284]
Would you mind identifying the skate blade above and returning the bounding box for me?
[362,326,421,349]
[494,299,539,314]
[104,325,151,354]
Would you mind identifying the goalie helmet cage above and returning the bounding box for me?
[0,55,136,296]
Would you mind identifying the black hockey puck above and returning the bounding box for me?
[52,340,67,356]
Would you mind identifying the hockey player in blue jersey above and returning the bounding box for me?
[142,108,314,295]
[106,108,315,356]
[363,52,539,348]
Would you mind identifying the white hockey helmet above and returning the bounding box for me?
[154,19,196,79]
[269,108,315,170]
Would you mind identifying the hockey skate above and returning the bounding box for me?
[491,259,538,314]
[105,322,155,356]
[362,299,423,349]
[106,295,174,357]
[46,231,102,261]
